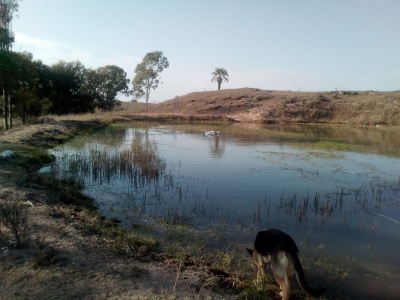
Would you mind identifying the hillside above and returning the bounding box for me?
[145,88,400,125]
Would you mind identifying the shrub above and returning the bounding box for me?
[0,198,29,247]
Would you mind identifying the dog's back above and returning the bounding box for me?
[253,228,298,256]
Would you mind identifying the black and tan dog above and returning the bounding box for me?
[246,228,326,300]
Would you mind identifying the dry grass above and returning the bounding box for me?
[3,89,399,128]
[51,102,149,123]
[48,89,400,126]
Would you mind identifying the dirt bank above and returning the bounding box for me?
[145,88,400,125]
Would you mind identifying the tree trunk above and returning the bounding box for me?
[145,89,150,112]
[9,93,12,129]
[22,104,26,124]
[3,87,9,130]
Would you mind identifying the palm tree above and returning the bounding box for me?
[211,68,229,90]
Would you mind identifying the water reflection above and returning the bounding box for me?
[50,123,400,300]
[266,123,400,157]
[205,135,225,159]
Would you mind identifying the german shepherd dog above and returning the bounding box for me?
[246,228,326,300]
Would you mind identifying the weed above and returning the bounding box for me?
[0,197,29,247]
[77,210,158,255]
[237,279,279,300]
[31,236,63,267]
[163,207,193,226]
[28,173,97,210]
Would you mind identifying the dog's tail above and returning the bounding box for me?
[290,253,326,297]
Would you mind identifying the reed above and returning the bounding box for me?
[55,143,164,187]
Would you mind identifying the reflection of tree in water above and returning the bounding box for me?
[208,136,225,159]
[98,127,127,147]
[56,128,166,186]
[129,128,166,180]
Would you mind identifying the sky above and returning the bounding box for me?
[11,0,400,103]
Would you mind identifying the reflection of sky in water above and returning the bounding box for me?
[51,125,400,299]
[51,126,400,227]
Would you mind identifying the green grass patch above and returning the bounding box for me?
[292,139,363,152]
[0,141,98,211]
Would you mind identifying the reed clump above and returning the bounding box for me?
[58,143,164,188]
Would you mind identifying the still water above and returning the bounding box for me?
[50,123,400,299]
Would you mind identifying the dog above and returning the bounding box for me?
[246,228,326,300]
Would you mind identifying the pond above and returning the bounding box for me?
[50,122,400,299]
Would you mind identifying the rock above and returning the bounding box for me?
[38,166,52,173]
[0,150,15,158]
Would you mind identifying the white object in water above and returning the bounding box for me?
[203,130,220,136]
[38,166,52,173]
[0,150,15,158]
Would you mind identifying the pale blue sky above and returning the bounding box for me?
[12,0,400,102]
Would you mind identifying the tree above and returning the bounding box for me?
[49,60,87,114]
[211,68,229,90]
[0,0,19,52]
[95,65,130,111]
[132,51,169,111]
[2,52,52,123]
[79,68,98,113]
[8,51,37,124]
[0,0,19,130]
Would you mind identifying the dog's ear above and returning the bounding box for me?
[246,247,253,257]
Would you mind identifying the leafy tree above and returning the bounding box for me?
[0,0,19,53]
[211,67,229,90]
[2,51,52,123]
[0,48,14,126]
[49,60,87,114]
[132,51,169,111]
[95,65,130,111]
[30,59,54,115]
[79,68,99,113]
[9,51,37,123]
[0,0,19,129]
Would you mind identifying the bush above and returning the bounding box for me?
[0,198,29,247]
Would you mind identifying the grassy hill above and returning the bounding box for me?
[143,88,400,125]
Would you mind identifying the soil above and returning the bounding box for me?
[0,121,238,300]
[145,88,400,125]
